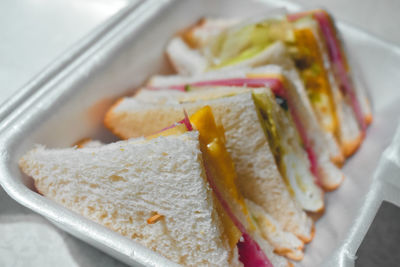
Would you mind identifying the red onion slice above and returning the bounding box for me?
[238,233,274,267]
[202,156,272,267]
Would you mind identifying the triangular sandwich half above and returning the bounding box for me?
[20,108,291,266]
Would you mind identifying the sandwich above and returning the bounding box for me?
[187,106,303,261]
[165,9,371,157]
[287,10,372,129]
[148,65,344,191]
[19,107,292,266]
[105,86,317,247]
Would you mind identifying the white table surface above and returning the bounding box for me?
[0,0,399,266]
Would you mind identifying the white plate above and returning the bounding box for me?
[1,0,400,266]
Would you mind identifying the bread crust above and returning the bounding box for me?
[341,132,364,158]
[307,206,325,222]
[309,200,325,215]
[322,173,345,192]
[73,138,92,148]
[274,247,304,261]
[179,18,206,49]
[365,113,373,126]
[331,152,345,167]
[104,97,130,139]
[299,223,315,244]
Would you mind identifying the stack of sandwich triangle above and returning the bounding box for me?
[19,9,371,267]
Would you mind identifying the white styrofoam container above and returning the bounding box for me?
[1,0,400,266]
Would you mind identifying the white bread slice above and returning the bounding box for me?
[149,63,344,190]
[19,132,240,267]
[105,89,314,243]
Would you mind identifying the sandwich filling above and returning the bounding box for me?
[191,107,275,267]
[251,89,323,212]
[203,19,294,69]
[288,10,367,132]
[289,20,338,136]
